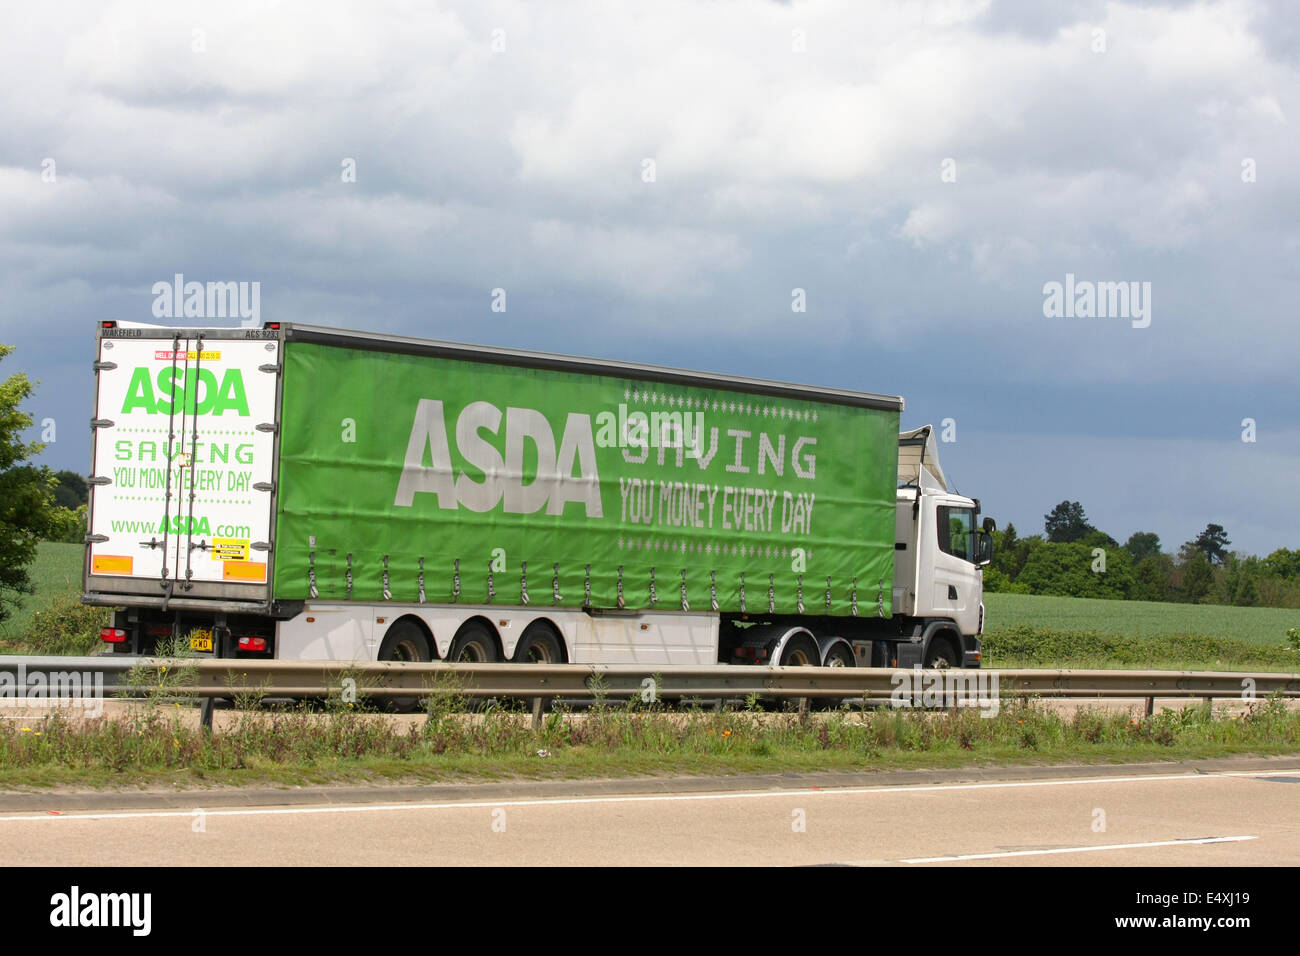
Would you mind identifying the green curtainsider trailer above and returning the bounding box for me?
[85,321,990,670]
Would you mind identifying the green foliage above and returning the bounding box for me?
[16,594,109,656]
[1131,554,1174,602]
[44,505,86,544]
[0,344,57,626]
[1043,500,1093,543]
[1262,548,1300,580]
[981,566,1011,592]
[989,524,1041,584]
[2,698,1298,788]
[982,624,1297,670]
[1124,531,1162,564]
[52,471,88,510]
[1176,548,1213,603]
[1014,540,1132,599]
[1192,523,1231,566]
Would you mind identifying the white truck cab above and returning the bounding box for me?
[890,425,993,667]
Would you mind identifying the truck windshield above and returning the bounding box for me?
[937,505,976,563]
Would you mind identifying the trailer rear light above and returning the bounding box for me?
[236,636,267,652]
[100,627,126,644]
[101,321,116,329]
[264,322,281,330]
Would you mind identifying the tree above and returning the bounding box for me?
[1193,523,1231,566]
[1015,540,1133,599]
[52,470,88,509]
[990,524,1041,584]
[1002,522,1019,554]
[1261,548,1300,580]
[1132,553,1174,602]
[1044,500,1093,543]
[1176,545,1213,604]
[0,344,56,625]
[1124,531,1162,565]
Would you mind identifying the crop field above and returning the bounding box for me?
[984,592,1297,647]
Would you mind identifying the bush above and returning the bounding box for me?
[17,595,109,656]
[43,505,86,544]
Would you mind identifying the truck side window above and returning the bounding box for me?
[936,505,975,562]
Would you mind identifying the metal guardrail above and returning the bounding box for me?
[2,656,1297,728]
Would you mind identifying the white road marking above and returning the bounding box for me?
[902,834,1256,863]
[0,768,1295,823]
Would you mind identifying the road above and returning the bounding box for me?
[1,761,1297,866]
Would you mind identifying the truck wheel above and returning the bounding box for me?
[449,622,499,663]
[822,643,854,667]
[925,638,959,669]
[377,620,432,713]
[779,635,820,667]
[378,620,432,663]
[512,623,564,664]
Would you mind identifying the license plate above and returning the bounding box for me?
[190,630,214,652]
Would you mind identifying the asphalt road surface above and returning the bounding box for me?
[1,761,1297,866]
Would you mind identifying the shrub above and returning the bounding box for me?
[17,595,109,656]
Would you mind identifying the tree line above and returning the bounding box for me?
[985,500,1300,608]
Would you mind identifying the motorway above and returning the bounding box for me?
[1,760,1297,866]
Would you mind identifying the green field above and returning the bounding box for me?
[985,592,1297,647]
[0,542,83,643]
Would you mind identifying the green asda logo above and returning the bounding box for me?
[121,368,249,416]
[158,514,212,535]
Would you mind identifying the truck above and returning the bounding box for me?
[83,320,994,670]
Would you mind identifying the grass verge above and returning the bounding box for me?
[1,693,1297,792]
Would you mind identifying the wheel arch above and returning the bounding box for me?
[518,617,569,663]
[813,633,855,667]
[377,614,437,661]
[451,615,503,659]
[921,620,963,666]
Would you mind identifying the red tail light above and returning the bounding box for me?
[100,627,126,644]
[236,636,267,652]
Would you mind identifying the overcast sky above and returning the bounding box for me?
[2,0,1296,556]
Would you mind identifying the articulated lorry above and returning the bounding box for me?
[83,321,993,669]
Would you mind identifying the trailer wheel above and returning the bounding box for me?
[779,634,820,667]
[378,620,432,663]
[377,620,432,713]
[449,622,500,663]
[822,642,854,667]
[925,637,959,670]
[512,622,565,664]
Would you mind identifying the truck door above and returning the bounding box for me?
[87,330,279,600]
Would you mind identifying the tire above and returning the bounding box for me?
[378,620,432,663]
[822,642,854,667]
[779,634,820,667]
[448,622,500,663]
[376,620,432,712]
[512,622,565,664]
[924,636,959,670]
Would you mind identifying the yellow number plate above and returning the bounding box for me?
[190,630,214,652]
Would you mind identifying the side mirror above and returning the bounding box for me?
[982,516,996,534]
[976,530,994,567]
